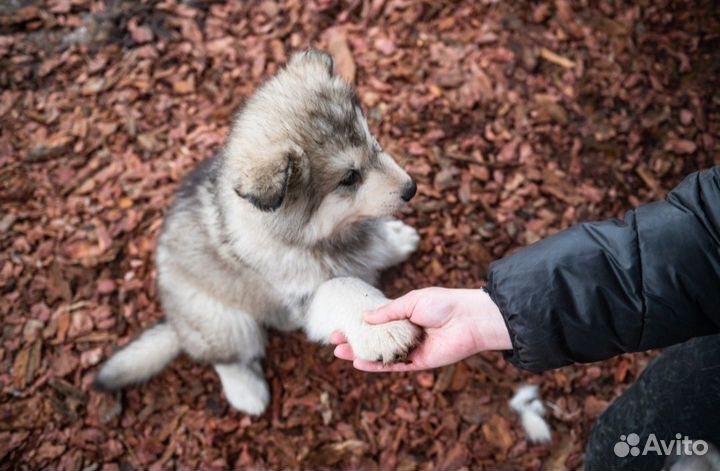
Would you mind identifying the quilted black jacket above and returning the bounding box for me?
[487,166,720,373]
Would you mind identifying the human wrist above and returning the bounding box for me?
[469,289,512,352]
[485,292,512,350]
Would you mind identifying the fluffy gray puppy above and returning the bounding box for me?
[96,50,422,415]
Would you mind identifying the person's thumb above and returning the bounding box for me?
[364,290,419,324]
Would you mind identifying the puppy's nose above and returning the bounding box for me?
[401,180,417,202]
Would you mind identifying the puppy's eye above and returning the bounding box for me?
[339,169,361,187]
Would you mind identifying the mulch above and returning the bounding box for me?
[1,0,718,469]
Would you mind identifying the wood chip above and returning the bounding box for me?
[539,47,576,69]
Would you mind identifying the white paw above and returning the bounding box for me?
[384,220,420,262]
[348,320,422,364]
[214,363,270,416]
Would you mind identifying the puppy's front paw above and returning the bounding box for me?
[349,320,422,364]
[384,220,420,263]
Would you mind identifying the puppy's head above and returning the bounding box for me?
[225,49,416,244]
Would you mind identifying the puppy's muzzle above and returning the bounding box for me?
[401,180,417,202]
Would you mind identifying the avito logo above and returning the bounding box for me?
[614,433,708,458]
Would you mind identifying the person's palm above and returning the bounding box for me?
[332,287,511,372]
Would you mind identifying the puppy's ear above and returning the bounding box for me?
[289,49,335,76]
[233,147,299,212]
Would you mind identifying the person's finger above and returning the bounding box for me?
[352,358,421,372]
[352,340,435,372]
[363,290,420,324]
[330,331,347,345]
[333,343,355,361]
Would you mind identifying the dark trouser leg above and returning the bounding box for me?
[584,334,720,471]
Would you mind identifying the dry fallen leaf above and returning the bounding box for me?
[583,396,610,419]
[664,139,697,155]
[13,346,31,389]
[304,440,369,467]
[326,27,356,84]
[172,77,196,94]
[482,414,515,458]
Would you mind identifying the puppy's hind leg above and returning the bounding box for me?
[162,277,270,415]
[177,316,271,416]
[214,358,269,416]
[185,309,269,416]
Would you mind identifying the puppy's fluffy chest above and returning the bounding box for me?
[221,214,379,328]
[161,171,380,330]
[232,238,332,328]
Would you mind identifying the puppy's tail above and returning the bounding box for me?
[95,322,181,391]
[509,384,552,444]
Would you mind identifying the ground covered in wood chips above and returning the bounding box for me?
[1,0,719,469]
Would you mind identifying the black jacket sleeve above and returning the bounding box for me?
[487,166,720,373]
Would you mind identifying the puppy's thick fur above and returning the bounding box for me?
[96,50,421,415]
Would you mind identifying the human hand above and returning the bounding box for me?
[331,287,512,372]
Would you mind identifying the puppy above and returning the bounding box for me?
[96,50,422,415]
